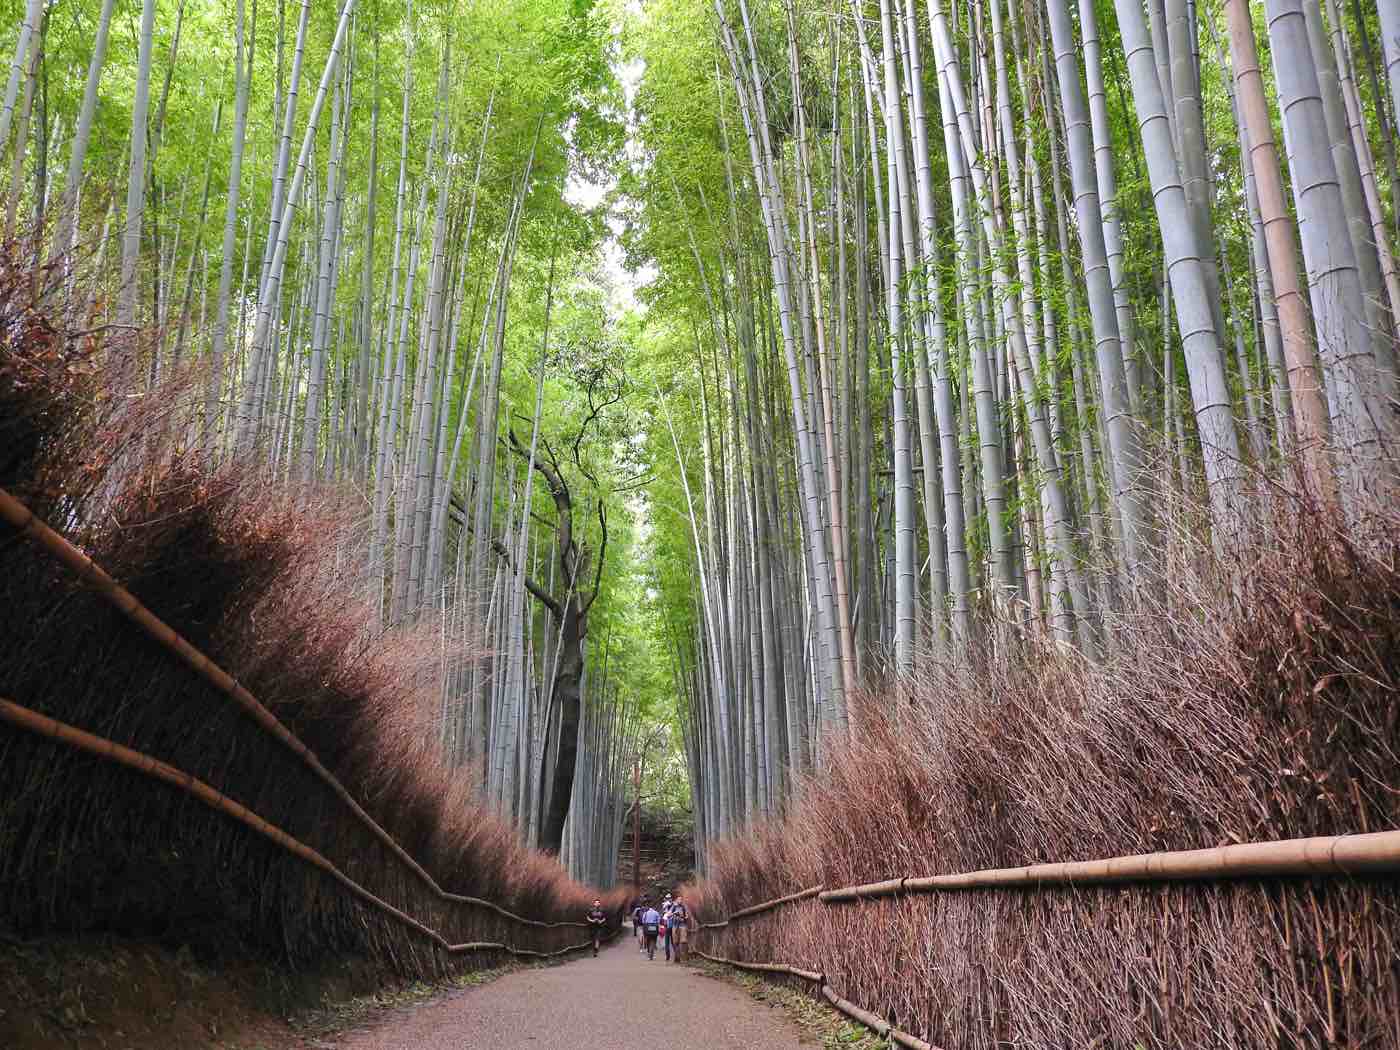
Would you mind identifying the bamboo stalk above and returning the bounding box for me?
[694,884,823,924]
[822,986,936,1050]
[818,878,902,903]
[0,697,604,955]
[0,487,591,932]
[729,883,825,919]
[897,833,1400,891]
[822,985,891,1037]
[702,829,1400,915]
[812,831,1400,902]
[693,950,822,983]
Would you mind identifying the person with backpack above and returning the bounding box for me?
[660,893,674,961]
[632,901,645,949]
[668,894,691,963]
[640,902,662,960]
[586,899,608,957]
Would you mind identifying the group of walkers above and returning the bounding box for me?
[631,893,691,962]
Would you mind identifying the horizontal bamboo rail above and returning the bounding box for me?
[818,879,896,904]
[0,487,587,931]
[731,884,824,919]
[692,949,822,983]
[698,883,823,928]
[818,831,1400,902]
[821,986,935,1050]
[0,697,612,959]
[693,948,938,1050]
[698,828,1400,922]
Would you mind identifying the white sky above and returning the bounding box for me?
[564,54,656,314]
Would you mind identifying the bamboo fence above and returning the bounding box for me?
[0,697,612,957]
[0,485,618,955]
[694,828,1400,1047]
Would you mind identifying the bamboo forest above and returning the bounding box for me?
[1,0,1399,1044]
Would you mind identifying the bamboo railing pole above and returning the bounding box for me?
[729,883,826,919]
[818,878,904,903]
[699,883,827,927]
[1,697,475,954]
[889,1029,937,1050]
[921,833,1400,884]
[821,985,891,1036]
[712,826,1400,915]
[697,947,938,1049]
[693,950,823,983]
[0,697,606,955]
[813,833,1400,902]
[819,985,938,1050]
[0,488,591,931]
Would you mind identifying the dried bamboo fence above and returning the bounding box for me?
[693,829,1400,1048]
[0,697,612,958]
[0,485,618,958]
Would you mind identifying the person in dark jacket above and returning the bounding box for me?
[586,900,607,956]
[639,903,662,960]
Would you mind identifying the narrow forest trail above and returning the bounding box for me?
[308,938,809,1050]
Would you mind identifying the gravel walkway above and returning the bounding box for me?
[322,934,812,1050]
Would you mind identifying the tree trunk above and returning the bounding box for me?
[1265,0,1386,508]
[1114,0,1244,539]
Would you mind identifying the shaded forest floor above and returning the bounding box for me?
[0,936,520,1050]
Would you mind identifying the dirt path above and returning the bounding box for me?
[315,934,812,1050]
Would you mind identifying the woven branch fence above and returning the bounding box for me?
[0,698,617,959]
[693,831,1400,1050]
[0,486,620,965]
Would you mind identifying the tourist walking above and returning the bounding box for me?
[640,903,661,960]
[660,893,674,961]
[586,899,607,957]
[669,894,691,963]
